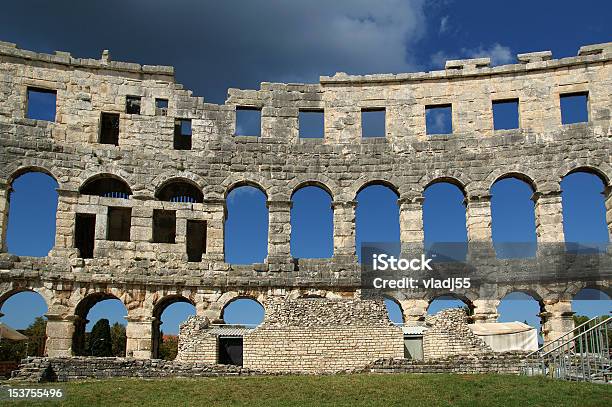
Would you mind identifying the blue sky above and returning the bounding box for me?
[1,1,611,335]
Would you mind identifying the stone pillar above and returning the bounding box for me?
[204,199,225,261]
[332,201,357,261]
[604,186,612,243]
[0,182,9,252]
[49,189,80,257]
[540,300,574,344]
[465,195,493,242]
[266,200,293,270]
[472,299,500,323]
[45,314,75,357]
[126,316,153,359]
[532,191,565,243]
[398,196,424,245]
[399,299,428,323]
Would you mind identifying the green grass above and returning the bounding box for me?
[4,374,611,407]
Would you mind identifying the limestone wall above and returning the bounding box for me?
[243,298,404,373]
[423,309,492,359]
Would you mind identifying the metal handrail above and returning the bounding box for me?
[537,317,611,359]
[526,315,602,358]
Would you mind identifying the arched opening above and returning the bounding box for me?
[220,298,265,326]
[423,181,467,261]
[225,184,268,264]
[80,175,132,199]
[384,297,404,325]
[561,170,609,252]
[156,180,203,203]
[151,296,196,360]
[0,290,48,363]
[290,185,333,258]
[491,177,536,258]
[572,288,611,320]
[73,294,127,357]
[6,171,58,256]
[427,294,473,315]
[497,291,544,344]
[356,183,400,263]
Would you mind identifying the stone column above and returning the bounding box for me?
[45,314,75,357]
[532,191,565,243]
[398,196,424,245]
[266,200,293,270]
[49,189,80,257]
[0,181,9,252]
[540,300,574,344]
[399,299,428,323]
[204,199,225,261]
[465,195,493,242]
[472,299,500,323]
[126,316,154,359]
[604,186,612,243]
[332,201,357,261]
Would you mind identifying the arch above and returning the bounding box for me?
[225,180,268,199]
[497,291,544,342]
[383,296,404,325]
[290,181,334,200]
[220,296,265,326]
[290,184,333,259]
[80,174,132,198]
[151,295,196,359]
[4,162,61,189]
[0,289,49,360]
[155,178,204,203]
[6,171,59,257]
[490,172,537,192]
[559,163,612,187]
[422,176,468,197]
[225,184,268,264]
[419,171,471,196]
[427,293,474,315]
[72,292,127,356]
[354,179,400,199]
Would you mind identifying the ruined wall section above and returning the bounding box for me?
[423,308,493,359]
[243,298,404,373]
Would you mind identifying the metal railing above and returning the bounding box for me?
[522,314,611,383]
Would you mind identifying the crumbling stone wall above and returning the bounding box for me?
[243,298,404,373]
[175,316,217,363]
[423,308,492,359]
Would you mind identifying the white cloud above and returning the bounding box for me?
[430,43,514,68]
[439,16,449,34]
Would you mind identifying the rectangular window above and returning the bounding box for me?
[125,96,141,114]
[299,110,324,138]
[26,87,56,122]
[153,209,176,243]
[186,220,207,262]
[425,104,452,135]
[560,92,588,124]
[99,112,120,145]
[362,108,386,138]
[492,99,519,130]
[235,107,261,136]
[75,213,96,259]
[218,337,243,366]
[106,207,131,242]
[155,98,168,116]
[174,119,192,150]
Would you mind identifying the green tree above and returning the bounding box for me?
[88,319,113,356]
[0,317,47,362]
[110,322,126,357]
[158,332,178,360]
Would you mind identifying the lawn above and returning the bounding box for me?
[3,374,611,407]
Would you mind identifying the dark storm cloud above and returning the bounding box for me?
[0,0,426,103]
